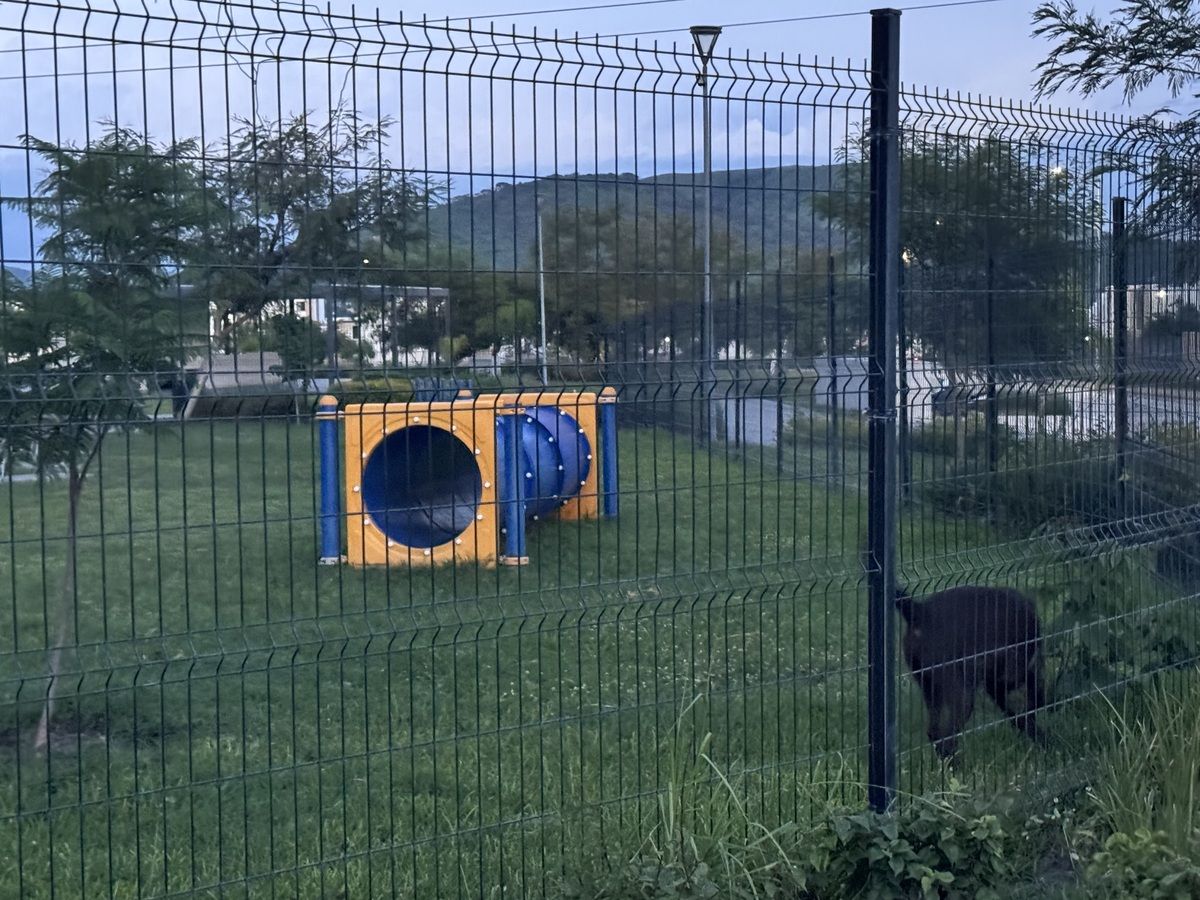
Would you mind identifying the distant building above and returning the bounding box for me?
[812,353,948,415]
[1089,283,1200,339]
[207,284,451,367]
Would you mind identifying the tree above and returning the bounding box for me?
[261,314,365,383]
[1034,1,1200,238]
[195,109,440,352]
[473,296,538,353]
[0,127,208,751]
[541,207,753,361]
[815,133,1093,374]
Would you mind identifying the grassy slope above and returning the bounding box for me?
[0,418,1179,898]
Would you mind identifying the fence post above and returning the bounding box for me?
[1112,197,1128,511]
[316,395,342,565]
[867,6,901,813]
[827,255,840,477]
[985,255,998,474]
[498,409,530,566]
[898,254,910,500]
[776,270,786,469]
[734,279,743,448]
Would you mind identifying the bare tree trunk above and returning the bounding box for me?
[33,457,82,754]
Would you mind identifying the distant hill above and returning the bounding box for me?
[426,165,844,270]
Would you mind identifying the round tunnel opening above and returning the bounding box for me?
[360,424,483,549]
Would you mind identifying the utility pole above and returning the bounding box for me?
[536,195,549,386]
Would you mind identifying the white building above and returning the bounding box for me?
[207,284,450,367]
[1089,283,1200,339]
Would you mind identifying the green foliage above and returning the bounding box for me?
[908,414,1019,461]
[437,333,472,365]
[921,435,1122,531]
[1033,1,1199,100]
[260,315,365,381]
[807,795,1010,900]
[1,126,209,471]
[1038,553,1197,705]
[561,703,815,899]
[331,376,414,406]
[1085,829,1200,900]
[541,207,707,359]
[1088,674,1200,860]
[1,125,213,747]
[195,108,441,351]
[1033,1,1200,243]
[473,296,539,348]
[428,167,840,274]
[815,133,1092,370]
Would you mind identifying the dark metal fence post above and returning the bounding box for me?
[898,255,910,500]
[867,6,901,813]
[827,255,840,477]
[735,279,743,448]
[776,271,786,469]
[1112,197,1128,510]
[985,255,998,473]
[316,395,342,565]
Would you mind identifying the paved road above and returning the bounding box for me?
[722,384,1200,447]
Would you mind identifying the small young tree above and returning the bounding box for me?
[262,313,367,383]
[0,127,207,751]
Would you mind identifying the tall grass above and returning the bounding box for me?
[1089,672,1200,860]
[562,695,839,898]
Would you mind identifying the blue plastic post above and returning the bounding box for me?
[498,411,529,565]
[316,394,342,564]
[599,388,619,518]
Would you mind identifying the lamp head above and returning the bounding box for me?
[689,25,722,65]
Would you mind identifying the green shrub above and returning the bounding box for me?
[1085,829,1200,899]
[328,375,413,407]
[807,794,1010,900]
[920,434,1124,533]
[1038,553,1199,702]
[993,388,1074,417]
[908,414,1017,461]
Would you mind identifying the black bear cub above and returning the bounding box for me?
[896,585,1046,761]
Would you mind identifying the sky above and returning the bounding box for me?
[0,0,1188,263]
[391,0,1178,116]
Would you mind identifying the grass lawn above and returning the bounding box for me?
[0,416,1187,898]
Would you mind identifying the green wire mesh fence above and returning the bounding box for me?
[0,2,1198,896]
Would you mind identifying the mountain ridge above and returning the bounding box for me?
[427,164,846,270]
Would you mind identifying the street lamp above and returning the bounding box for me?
[691,24,721,441]
[536,194,549,386]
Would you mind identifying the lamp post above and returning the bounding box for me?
[691,24,721,441]
[536,195,549,386]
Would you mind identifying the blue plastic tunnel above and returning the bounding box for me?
[361,425,484,549]
[494,405,592,561]
[496,404,593,562]
[356,406,591,555]
[318,397,615,563]
[498,406,592,519]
